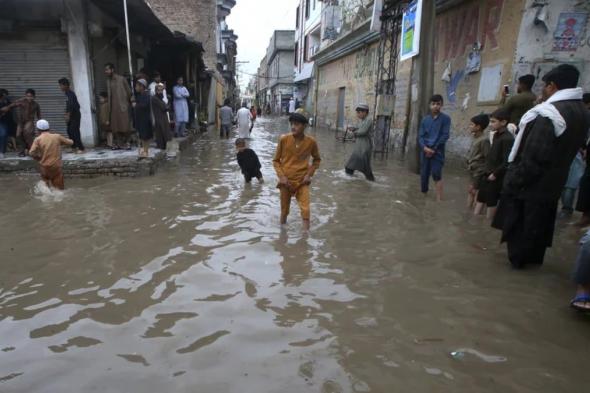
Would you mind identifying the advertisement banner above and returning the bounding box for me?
[400,0,423,61]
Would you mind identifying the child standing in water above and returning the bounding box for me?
[418,94,451,201]
[273,113,321,230]
[29,119,73,190]
[467,114,491,215]
[236,138,263,183]
[477,109,514,220]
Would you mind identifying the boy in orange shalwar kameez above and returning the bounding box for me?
[273,113,321,230]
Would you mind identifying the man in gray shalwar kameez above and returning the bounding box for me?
[345,103,375,181]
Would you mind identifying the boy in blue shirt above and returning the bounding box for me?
[419,94,451,201]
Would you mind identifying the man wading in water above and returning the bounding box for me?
[273,113,321,230]
[345,103,375,181]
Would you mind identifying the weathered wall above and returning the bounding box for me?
[433,0,526,156]
[149,0,218,70]
[316,42,379,129]
[512,0,590,95]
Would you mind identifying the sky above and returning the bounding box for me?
[226,0,300,90]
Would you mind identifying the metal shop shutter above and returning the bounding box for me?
[0,38,71,136]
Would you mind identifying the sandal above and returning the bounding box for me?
[570,294,590,311]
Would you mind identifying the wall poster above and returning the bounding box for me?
[400,0,423,61]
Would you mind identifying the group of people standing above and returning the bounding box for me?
[0,79,85,160]
[99,63,191,156]
[459,64,590,311]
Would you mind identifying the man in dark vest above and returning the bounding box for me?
[492,64,589,269]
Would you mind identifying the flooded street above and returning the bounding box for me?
[1,117,589,393]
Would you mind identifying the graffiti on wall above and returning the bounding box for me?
[552,12,588,52]
[436,0,505,62]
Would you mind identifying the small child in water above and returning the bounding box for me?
[235,138,263,183]
[466,113,491,215]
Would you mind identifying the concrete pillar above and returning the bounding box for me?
[65,0,96,147]
[405,0,436,173]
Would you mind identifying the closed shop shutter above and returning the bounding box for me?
[0,33,71,136]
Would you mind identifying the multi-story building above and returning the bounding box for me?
[217,0,238,108]
[312,0,379,131]
[256,55,269,111]
[0,0,212,146]
[294,0,322,113]
[312,0,590,157]
[265,30,296,114]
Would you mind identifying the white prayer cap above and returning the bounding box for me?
[36,119,50,130]
[137,78,148,88]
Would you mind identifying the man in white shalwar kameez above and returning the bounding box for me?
[236,103,252,139]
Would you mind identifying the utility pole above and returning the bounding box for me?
[404,0,435,173]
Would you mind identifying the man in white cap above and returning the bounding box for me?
[29,119,73,190]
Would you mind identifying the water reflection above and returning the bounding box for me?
[0,118,588,392]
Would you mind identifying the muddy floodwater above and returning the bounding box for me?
[1,117,589,393]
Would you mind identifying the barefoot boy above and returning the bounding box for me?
[467,114,490,215]
[419,94,451,201]
[236,138,263,183]
[273,113,321,230]
[29,119,73,190]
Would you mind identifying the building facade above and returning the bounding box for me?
[265,30,296,114]
[311,0,590,156]
[312,0,379,130]
[0,0,209,147]
[294,0,322,113]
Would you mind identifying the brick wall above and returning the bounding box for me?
[149,0,218,70]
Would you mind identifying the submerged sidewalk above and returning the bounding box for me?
[0,135,193,178]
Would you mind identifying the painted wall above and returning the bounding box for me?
[316,42,379,129]
[512,0,590,95]
[432,0,526,156]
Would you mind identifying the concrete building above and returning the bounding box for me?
[265,30,296,114]
[312,0,379,130]
[312,0,590,156]
[256,55,270,111]
[0,0,206,147]
[150,0,237,130]
[294,0,322,113]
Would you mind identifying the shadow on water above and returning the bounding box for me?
[0,116,589,392]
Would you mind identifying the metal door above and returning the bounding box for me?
[0,33,71,135]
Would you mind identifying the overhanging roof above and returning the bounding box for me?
[90,0,203,51]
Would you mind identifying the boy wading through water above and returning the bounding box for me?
[236,138,263,183]
[477,109,514,220]
[273,113,321,230]
[467,114,491,215]
[419,94,451,201]
[29,119,73,190]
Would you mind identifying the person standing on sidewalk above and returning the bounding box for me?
[219,99,233,139]
[132,79,153,159]
[29,119,73,190]
[173,77,190,137]
[345,103,375,181]
[58,78,85,154]
[15,89,41,157]
[418,94,451,201]
[0,89,18,158]
[151,83,172,150]
[492,64,589,269]
[273,113,321,231]
[105,63,132,150]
